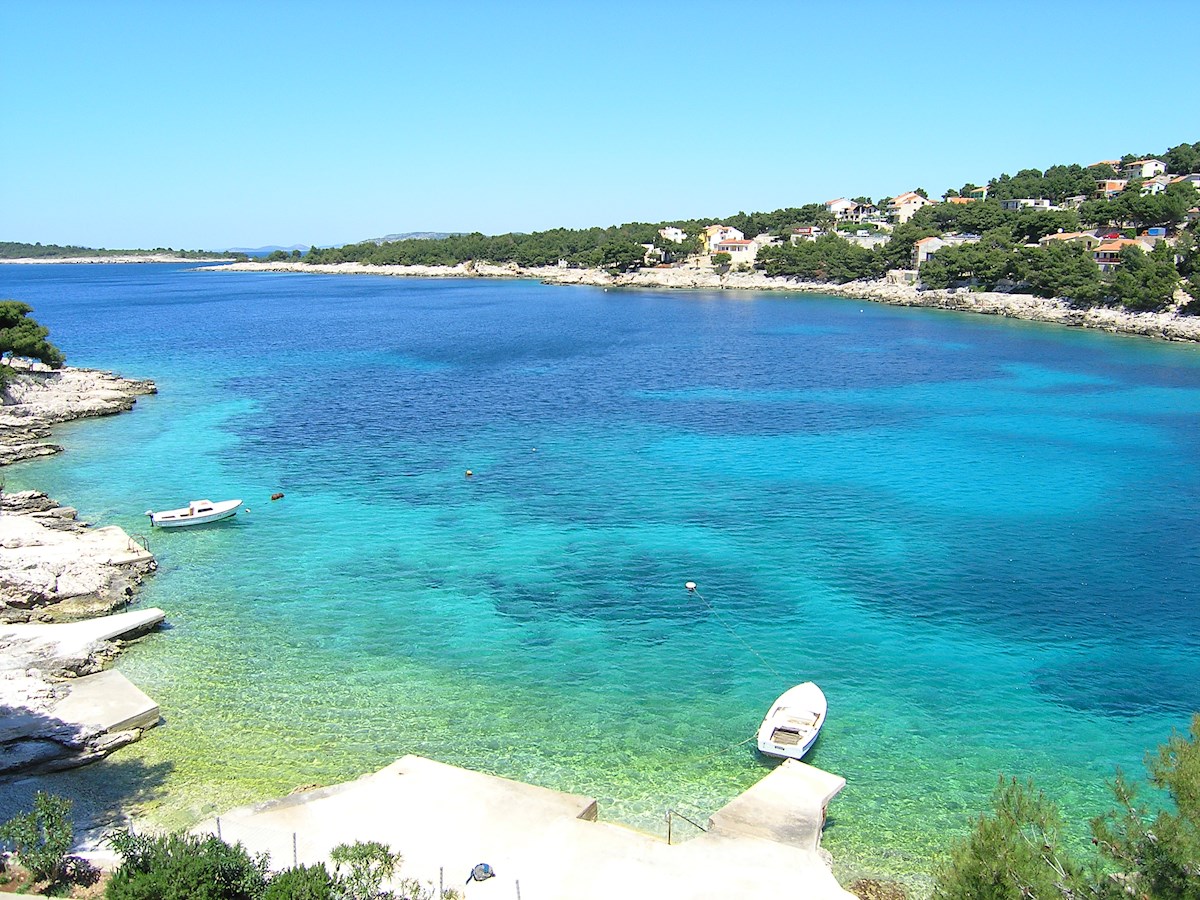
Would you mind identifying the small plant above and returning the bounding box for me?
[394,878,461,900]
[330,841,400,900]
[0,791,74,886]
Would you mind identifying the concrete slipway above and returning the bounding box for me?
[199,754,856,899]
[0,607,166,739]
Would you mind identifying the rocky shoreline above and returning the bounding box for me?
[208,259,1200,345]
[0,363,162,776]
[1,362,157,466]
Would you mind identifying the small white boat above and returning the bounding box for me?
[146,499,242,528]
[757,682,827,760]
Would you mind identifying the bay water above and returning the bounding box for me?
[2,263,1198,880]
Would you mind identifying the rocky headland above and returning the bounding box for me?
[209,259,1200,345]
[0,362,157,466]
[0,363,162,776]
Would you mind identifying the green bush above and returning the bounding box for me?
[264,863,335,900]
[0,791,74,885]
[935,714,1200,900]
[106,831,269,900]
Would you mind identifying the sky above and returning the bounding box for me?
[3,0,1199,250]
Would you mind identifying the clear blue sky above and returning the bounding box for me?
[3,0,1198,250]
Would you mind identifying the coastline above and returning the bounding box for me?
[206,259,1200,345]
[0,363,161,778]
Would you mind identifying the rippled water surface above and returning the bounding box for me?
[2,264,1199,880]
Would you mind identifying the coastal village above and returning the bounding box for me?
[640,155,1200,294]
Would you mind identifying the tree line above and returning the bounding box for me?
[0,242,236,260]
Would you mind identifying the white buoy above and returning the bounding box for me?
[685,581,697,591]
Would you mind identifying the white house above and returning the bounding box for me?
[913,233,980,268]
[824,198,859,220]
[640,243,664,266]
[658,226,688,244]
[1122,158,1167,180]
[712,237,758,264]
[703,224,745,252]
[790,226,824,244]
[888,191,934,223]
[999,198,1058,211]
[914,236,946,266]
[1037,231,1103,251]
[853,203,882,224]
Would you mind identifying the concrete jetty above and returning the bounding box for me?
[0,608,165,775]
[199,754,855,899]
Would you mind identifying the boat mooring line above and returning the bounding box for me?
[692,735,757,766]
[685,582,784,681]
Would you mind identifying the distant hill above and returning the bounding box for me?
[225,244,311,257]
[363,232,460,245]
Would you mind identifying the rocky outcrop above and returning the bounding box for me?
[0,491,156,624]
[208,260,1200,344]
[0,362,156,465]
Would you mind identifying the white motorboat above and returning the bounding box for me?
[756,682,827,761]
[146,498,242,528]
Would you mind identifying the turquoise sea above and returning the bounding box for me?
[2,263,1199,883]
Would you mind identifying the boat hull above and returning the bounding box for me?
[756,681,827,761]
[149,499,242,528]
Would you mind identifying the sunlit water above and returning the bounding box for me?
[2,264,1198,883]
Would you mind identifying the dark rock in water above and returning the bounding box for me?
[848,878,909,900]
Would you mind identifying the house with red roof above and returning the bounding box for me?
[1093,238,1155,272]
[888,191,935,223]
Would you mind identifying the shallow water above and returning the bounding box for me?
[2,264,1198,880]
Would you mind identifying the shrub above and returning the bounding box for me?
[106,830,269,900]
[329,841,399,900]
[264,863,336,900]
[0,791,74,885]
[935,714,1200,900]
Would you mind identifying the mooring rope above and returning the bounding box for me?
[692,735,757,766]
[685,582,784,681]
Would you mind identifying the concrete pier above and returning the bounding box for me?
[1,607,166,665]
[1,608,165,775]
[199,754,855,899]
